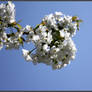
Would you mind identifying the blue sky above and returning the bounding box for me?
[0,1,92,90]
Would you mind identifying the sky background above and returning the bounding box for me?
[0,1,92,91]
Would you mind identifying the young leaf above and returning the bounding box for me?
[62,56,66,62]
[0,16,2,21]
[76,19,83,23]
[41,21,46,25]
[18,37,23,46]
[0,21,2,24]
[53,59,58,64]
[72,16,78,21]
[34,24,40,30]
[77,22,79,30]
[16,23,22,29]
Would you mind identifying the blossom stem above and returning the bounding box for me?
[29,47,36,54]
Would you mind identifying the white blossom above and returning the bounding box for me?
[0,42,3,50]
[25,25,31,32]
[0,1,15,24]
[32,35,40,42]
[22,49,32,61]
[55,12,63,16]
[43,44,50,52]
[6,1,15,23]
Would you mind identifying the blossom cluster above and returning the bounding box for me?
[0,1,82,70]
[22,12,82,69]
[0,1,24,50]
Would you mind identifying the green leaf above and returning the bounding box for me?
[18,37,23,45]
[72,16,78,21]
[41,21,46,25]
[62,56,66,62]
[0,21,2,24]
[77,22,79,30]
[5,38,9,42]
[0,16,2,21]
[34,24,40,30]
[0,40,1,42]
[76,19,83,31]
[16,23,22,29]
[53,59,58,64]
[76,19,83,23]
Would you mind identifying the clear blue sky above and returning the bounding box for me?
[0,1,92,90]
